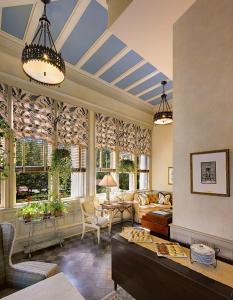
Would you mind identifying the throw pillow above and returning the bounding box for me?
[148,194,158,203]
[158,192,171,205]
[138,193,150,206]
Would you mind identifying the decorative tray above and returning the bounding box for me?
[154,242,187,258]
[127,228,153,243]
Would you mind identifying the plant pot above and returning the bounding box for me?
[54,210,63,218]
[23,214,32,223]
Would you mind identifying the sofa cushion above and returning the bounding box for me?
[138,193,150,206]
[158,192,171,205]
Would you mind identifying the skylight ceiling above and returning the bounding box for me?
[0,0,173,106]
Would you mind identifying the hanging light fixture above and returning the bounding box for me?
[153,81,173,125]
[21,0,65,86]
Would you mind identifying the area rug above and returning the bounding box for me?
[101,287,135,300]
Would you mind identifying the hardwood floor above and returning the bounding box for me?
[13,224,129,300]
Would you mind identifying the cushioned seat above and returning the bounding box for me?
[0,223,59,298]
[14,261,59,278]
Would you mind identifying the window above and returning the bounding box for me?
[96,149,116,194]
[59,145,87,198]
[15,138,50,203]
[119,152,134,191]
[137,155,150,190]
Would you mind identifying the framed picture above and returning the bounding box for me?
[190,149,230,196]
[168,167,174,185]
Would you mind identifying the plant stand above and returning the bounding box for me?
[21,216,64,258]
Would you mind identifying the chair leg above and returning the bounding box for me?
[97,227,100,244]
[81,223,85,240]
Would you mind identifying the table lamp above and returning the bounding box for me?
[98,174,117,203]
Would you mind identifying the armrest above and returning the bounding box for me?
[6,265,46,289]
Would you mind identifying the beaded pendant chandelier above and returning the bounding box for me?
[21,0,65,86]
[153,81,173,125]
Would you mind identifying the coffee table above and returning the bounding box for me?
[141,210,172,237]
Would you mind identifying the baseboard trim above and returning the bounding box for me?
[170,224,233,260]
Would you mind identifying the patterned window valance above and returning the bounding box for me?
[12,88,55,143]
[96,113,151,155]
[0,86,89,147]
[57,102,88,147]
[0,83,8,122]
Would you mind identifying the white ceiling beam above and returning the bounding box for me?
[0,0,34,7]
[136,82,162,97]
[111,60,145,85]
[124,70,159,92]
[96,0,108,10]
[146,88,173,103]
[76,30,111,69]
[94,47,130,77]
[55,0,91,52]
[0,0,58,7]
[23,1,43,43]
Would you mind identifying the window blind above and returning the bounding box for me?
[16,138,51,172]
[70,145,86,172]
[96,113,151,155]
[12,88,55,143]
[0,83,8,122]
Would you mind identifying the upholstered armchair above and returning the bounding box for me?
[80,197,110,244]
[0,223,59,298]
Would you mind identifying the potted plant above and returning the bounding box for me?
[49,196,68,217]
[50,148,72,192]
[118,159,137,173]
[18,202,42,223]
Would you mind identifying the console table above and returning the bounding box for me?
[112,234,233,300]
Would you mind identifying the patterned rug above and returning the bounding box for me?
[101,287,135,300]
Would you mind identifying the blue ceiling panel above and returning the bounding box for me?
[46,0,78,41]
[150,92,173,105]
[1,5,32,39]
[100,50,143,83]
[61,0,108,65]
[115,63,156,89]
[140,81,173,101]
[81,35,126,74]
[128,72,168,95]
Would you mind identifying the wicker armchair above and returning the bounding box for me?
[0,223,58,298]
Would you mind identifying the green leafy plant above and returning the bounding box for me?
[17,202,43,222]
[0,117,13,180]
[118,159,137,173]
[49,195,68,217]
[50,148,72,193]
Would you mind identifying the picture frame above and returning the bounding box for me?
[168,167,174,185]
[190,149,230,196]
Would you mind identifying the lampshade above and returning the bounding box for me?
[154,81,173,125]
[98,174,117,187]
[21,0,65,86]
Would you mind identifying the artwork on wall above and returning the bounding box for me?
[190,149,230,196]
[168,167,174,185]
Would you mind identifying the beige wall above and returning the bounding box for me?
[152,125,173,192]
[173,0,233,240]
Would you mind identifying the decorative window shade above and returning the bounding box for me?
[118,120,137,154]
[0,83,8,122]
[57,102,88,147]
[95,113,118,151]
[16,138,51,172]
[12,88,55,143]
[95,113,151,155]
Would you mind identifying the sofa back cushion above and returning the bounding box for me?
[0,227,6,289]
